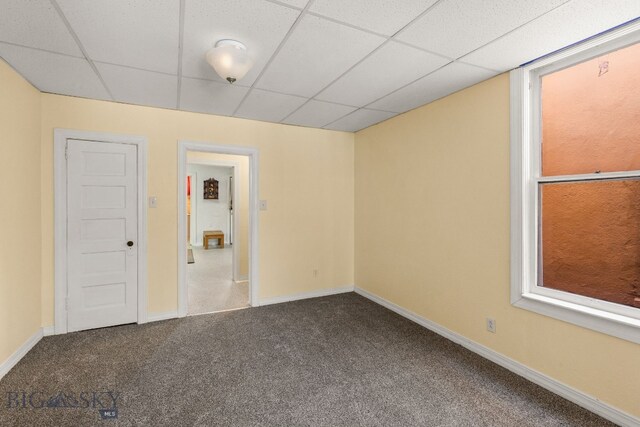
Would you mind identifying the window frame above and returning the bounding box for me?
[510,20,640,344]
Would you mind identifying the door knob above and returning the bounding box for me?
[127,241,134,247]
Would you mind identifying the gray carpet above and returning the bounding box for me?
[0,293,613,426]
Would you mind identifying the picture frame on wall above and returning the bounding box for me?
[203,178,219,200]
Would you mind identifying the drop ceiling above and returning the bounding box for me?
[0,0,638,132]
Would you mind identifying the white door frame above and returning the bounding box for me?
[54,129,148,334]
[177,141,259,316]
[186,158,243,282]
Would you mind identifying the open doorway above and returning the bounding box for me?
[186,155,248,314]
[178,142,259,317]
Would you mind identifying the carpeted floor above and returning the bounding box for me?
[0,293,613,426]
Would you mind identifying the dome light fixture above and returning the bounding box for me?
[206,39,254,84]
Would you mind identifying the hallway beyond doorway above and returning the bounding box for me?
[187,246,249,315]
[178,141,259,316]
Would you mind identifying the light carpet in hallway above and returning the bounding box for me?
[187,246,248,314]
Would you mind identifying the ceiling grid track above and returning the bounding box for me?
[325,0,576,128]
[280,0,447,127]
[304,11,390,39]
[455,0,574,67]
[176,0,186,109]
[262,0,304,12]
[231,0,318,116]
[87,61,179,77]
[0,41,83,60]
[49,0,115,101]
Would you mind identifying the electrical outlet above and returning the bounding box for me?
[486,318,496,333]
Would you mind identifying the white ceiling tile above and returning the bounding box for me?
[310,0,438,36]
[96,63,177,109]
[397,0,568,59]
[283,100,357,128]
[182,0,300,85]
[368,62,496,113]
[235,89,307,122]
[324,109,397,132]
[180,77,249,116]
[256,14,385,97]
[316,41,449,107]
[56,0,179,74]
[462,0,640,71]
[0,43,110,100]
[0,0,82,57]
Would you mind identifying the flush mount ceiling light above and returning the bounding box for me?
[206,39,254,84]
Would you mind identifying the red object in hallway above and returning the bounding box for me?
[187,176,191,196]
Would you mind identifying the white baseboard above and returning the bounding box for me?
[2,314,178,380]
[354,286,639,427]
[234,279,249,285]
[147,311,179,323]
[259,285,354,306]
[0,328,43,380]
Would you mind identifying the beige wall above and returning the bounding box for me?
[0,60,42,364]
[187,152,250,278]
[355,73,640,417]
[39,94,355,325]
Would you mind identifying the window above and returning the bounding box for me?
[511,21,640,343]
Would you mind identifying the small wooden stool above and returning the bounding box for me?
[203,230,224,249]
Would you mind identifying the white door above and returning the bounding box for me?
[66,139,138,332]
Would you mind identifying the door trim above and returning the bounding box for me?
[54,129,148,335]
[177,141,260,316]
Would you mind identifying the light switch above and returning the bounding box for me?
[149,196,157,208]
[259,200,267,211]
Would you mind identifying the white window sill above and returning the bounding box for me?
[513,293,640,344]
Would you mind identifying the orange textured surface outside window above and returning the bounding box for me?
[540,180,640,308]
[541,42,640,176]
[539,41,640,309]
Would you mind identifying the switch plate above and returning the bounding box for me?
[259,200,267,211]
[149,196,157,208]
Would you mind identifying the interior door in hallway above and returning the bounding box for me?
[66,139,138,332]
